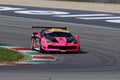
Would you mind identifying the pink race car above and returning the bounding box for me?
[31,26,80,53]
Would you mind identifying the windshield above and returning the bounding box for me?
[45,32,73,37]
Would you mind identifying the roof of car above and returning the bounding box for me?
[44,28,69,33]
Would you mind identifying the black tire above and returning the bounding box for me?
[39,43,45,53]
[31,37,35,50]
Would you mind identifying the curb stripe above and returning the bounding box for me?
[33,55,56,59]
[32,59,56,61]
[11,48,31,50]
[0,43,57,65]
[32,55,56,61]
[18,50,37,53]
[0,46,20,49]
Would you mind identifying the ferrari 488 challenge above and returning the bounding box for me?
[31,26,80,53]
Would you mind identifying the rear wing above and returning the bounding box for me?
[32,26,67,30]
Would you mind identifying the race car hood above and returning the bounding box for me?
[55,37,67,43]
[54,37,74,43]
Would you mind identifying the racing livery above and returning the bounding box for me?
[31,26,80,53]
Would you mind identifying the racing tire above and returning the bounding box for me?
[31,37,36,50]
[39,43,45,53]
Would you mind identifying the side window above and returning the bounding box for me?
[40,30,45,37]
[44,33,50,38]
[41,32,44,37]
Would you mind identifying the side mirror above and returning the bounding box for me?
[75,35,80,45]
[35,32,41,39]
[75,35,79,39]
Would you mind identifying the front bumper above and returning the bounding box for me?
[42,44,80,53]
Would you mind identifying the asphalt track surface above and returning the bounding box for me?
[0,5,120,80]
[1,14,120,80]
[0,4,120,28]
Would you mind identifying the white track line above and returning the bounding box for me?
[54,14,112,17]
[79,17,120,20]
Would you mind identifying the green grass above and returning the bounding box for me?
[0,47,26,63]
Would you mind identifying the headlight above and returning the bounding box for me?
[72,39,77,44]
[52,38,58,43]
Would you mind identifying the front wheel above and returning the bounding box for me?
[31,37,37,50]
[39,43,45,53]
